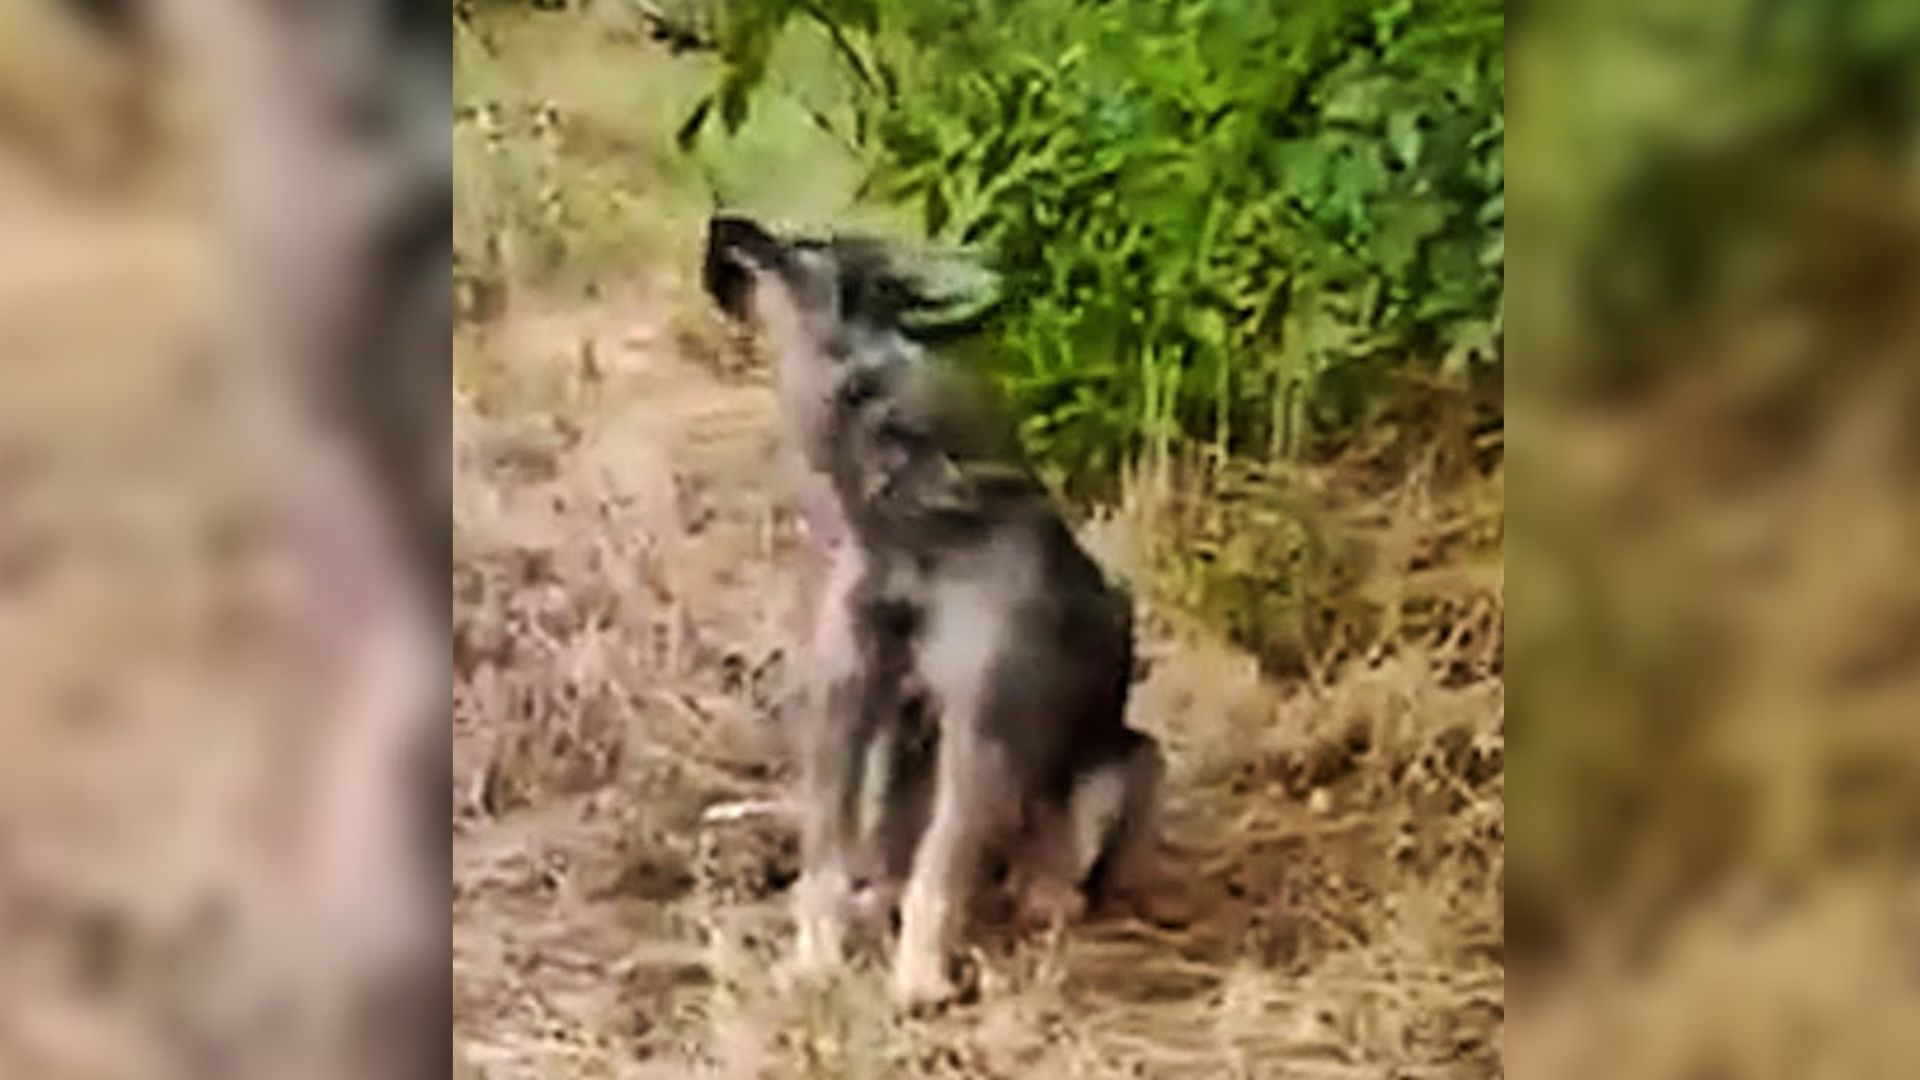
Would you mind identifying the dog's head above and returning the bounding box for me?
[703,214,1002,472]
[704,214,1000,356]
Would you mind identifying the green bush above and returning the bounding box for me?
[684,0,1504,487]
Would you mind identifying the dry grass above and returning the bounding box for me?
[449,275,1505,1077]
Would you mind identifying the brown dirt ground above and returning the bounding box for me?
[451,282,1505,1079]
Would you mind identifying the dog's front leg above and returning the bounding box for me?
[891,681,1012,1009]
[791,541,868,975]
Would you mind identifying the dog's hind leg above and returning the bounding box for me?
[1076,730,1165,905]
[1009,730,1164,927]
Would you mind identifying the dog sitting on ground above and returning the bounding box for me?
[705,215,1161,1008]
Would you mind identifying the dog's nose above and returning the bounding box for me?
[704,215,779,317]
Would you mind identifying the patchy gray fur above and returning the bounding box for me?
[704,215,1161,1007]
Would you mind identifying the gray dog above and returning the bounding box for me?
[705,215,1161,1008]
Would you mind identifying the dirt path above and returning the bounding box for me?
[451,284,1504,1079]
[453,292,804,1076]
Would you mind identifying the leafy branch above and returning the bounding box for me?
[685,0,1504,481]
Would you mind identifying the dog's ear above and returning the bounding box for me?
[704,215,785,321]
[891,248,1003,342]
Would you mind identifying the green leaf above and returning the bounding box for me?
[1326,141,1388,228]
[1321,73,1392,125]
[833,0,880,34]
[1376,196,1448,276]
[1387,110,1423,168]
[677,0,1506,484]
[719,73,751,133]
[1479,232,1504,271]
[1370,0,1415,45]
[1269,138,1331,200]
[1477,190,1504,227]
[1188,307,1228,350]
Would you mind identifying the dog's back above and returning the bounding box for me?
[821,323,1139,771]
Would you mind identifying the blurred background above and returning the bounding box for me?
[1507,1,1920,1077]
[1,1,448,1077]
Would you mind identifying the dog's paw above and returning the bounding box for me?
[788,912,848,986]
[1011,873,1087,931]
[890,946,959,1012]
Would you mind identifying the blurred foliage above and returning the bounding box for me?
[452,0,1505,680]
[1511,0,1920,395]
[1508,0,1920,969]
[676,0,1504,488]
